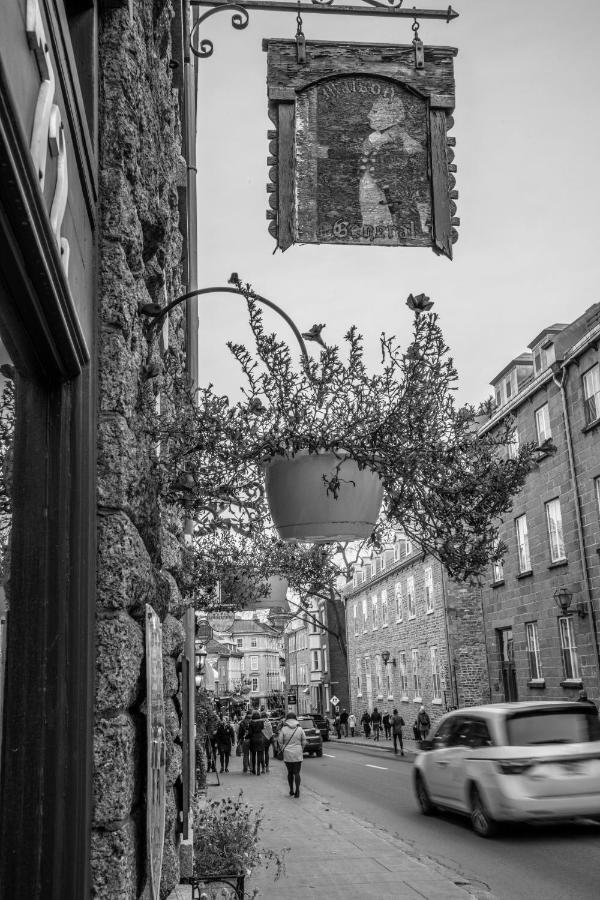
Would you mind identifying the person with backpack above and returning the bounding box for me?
[248,711,266,775]
[237,711,253,773]
[348,712,357,737]
[262,716,274,772]
[391,708,405,755]
[416,705,431,740]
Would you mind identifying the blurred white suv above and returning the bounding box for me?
[413,701,600,837]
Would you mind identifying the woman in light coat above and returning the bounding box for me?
[277,711,307,798]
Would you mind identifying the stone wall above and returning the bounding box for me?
[94,3,188,897]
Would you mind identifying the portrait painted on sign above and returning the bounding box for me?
[295,76,431,247]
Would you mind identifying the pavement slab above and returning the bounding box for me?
[168,761,480,900]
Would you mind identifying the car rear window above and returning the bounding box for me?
[299,718,315,729]
[506,708,600,746]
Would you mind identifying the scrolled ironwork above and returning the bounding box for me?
[190,4,250,59]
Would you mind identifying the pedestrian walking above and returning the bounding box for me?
[348,712,357,737]
[278,710,307,798]
[249,711,266,775]
[215,716,235,773]
[371,707,382,741]
[340,709,349,737]
[360,710,371,739]
[262,716,274,772]
[382,711,391,740]
[391,708,405,755]
[334,712,342,739]
[416,705,431,741]
[237,711,253,773]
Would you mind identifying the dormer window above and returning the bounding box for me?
[533,341,555,376]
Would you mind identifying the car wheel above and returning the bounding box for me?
[316,749,323,757]
[414,772,435,816]
[470,785,497,838]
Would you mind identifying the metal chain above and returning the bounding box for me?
[412,16,420,40]
[296,2,304,37]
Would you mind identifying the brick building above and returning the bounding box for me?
[284,595,349,717]
[479,304,600,705]
[343,537,490,734]
[231,618,284,709]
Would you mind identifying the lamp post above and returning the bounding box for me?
[553,586,587,619]
[195,642,208,687]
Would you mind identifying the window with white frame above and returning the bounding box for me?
[583,364,600,425]
[430,646,441,701]
[515,514,531,572]
[356,657,362,696]
[371,594,378,630]
[545,498,566,562]
[250,655,259,671]
[322,647,328,673]
[365,656,372,697]
[533,341,555,376]
[353,602,358,636]
[424,566,434,614]
[395,582,403,622]
[251,677,259,692]
[386,668,393,699]
[362,597,368,633]
[411,649,421,699]
[236,638,243,648]
[364,563,372,580]
[406,538,413,556]
[399,651,408,697]
[535,402,551,443]
[381,589,389,627]
[559,617,580,680]
[596,477,600,520]
[407,575,416,619]
[375,655,383,697]
[311,650,320,671]
[525,621,543,680]
[250,637,257,648]
[508,427,520,460]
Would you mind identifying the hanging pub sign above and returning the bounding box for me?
[264,40,458,258]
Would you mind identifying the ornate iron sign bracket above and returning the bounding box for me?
[190,1,459,59]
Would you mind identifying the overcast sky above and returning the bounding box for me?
[195,0,600,406]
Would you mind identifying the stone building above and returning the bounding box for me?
[343,537,490,734]
[231,618,284,709]
[1,2,201,897]
[479,303,600,705]
[285,595,349,716]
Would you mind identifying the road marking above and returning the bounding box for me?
[365,764,388,770]
[324,753,336,758]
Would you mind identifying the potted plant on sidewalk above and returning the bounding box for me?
[190,791,287,898]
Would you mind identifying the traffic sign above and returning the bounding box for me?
[330,695,339,707]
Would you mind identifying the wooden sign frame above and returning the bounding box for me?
[264,39,458,258]
[146,605,166,900]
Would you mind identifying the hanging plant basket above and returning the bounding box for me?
[244,576,290,611]
[264,450,384,543]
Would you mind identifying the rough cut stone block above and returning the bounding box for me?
[161,786,181,899]
[99,328,142,419]
[162,612,185,658]
[96,612,145,712]
[97,414,141,511]
[90,817,138,900]
[97,511,155,612]
[93,714,138,826]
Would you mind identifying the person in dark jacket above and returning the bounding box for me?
[416,705,431,740]
[360,710,372,739]
[371,707,382,741]
[382,711,391,740]
[237,711,253,773]
[391,708,405,755]
[248,711,265,775]
[215,717,235,773]
[339,709,349,737]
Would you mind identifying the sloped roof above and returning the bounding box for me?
[231,618,277,636]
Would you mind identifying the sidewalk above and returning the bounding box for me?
[327,731,422,756]
[168,757,486,900]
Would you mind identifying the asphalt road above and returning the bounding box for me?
[300,741,600,900]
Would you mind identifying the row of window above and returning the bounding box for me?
[353,567,435,636]
[352,538,414,587]
[504,362,599,459]
[494,496,567,580]
[524,617,580,682]
[355,647,442,703]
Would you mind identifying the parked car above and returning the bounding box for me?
[413,701,600,837]
[310,713,331,742]
[296,716,324,757]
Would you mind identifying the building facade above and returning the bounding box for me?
[344,537,490,734]
[285,595,350,716]
[231,618,284,709]
[479,304,600,705]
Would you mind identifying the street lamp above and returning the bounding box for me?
[553,586,587,618]
[194,643,208,687]
[381,650,396,667]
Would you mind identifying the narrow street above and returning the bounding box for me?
[303,742,600,900]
